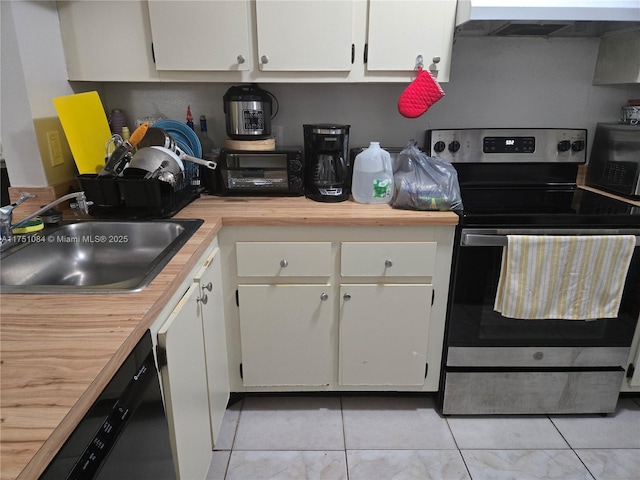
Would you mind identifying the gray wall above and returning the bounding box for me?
[103,36,640,152]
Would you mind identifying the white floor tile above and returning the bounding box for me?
[575,449,640,480]
[447,415,569,450]
[233,396,344,451]
[461,449,593,480]
[342,396,457,450]
[226,451,347,480]
[347,449,471,480]
[549,398,640,448]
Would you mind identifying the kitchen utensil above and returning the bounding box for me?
[171,146,218,171]
[153,119,203,158]
[143,160,170,180]
[128,146,184,189]
[223,84,278,140]
[99,122,149,177]
[136,127,176,150]
[53,91,113,174]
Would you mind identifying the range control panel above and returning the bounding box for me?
[426,128,587,164]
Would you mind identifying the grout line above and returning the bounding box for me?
[339,396,351,480]
[547,414,597,480]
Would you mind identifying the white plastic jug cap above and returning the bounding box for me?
[369,141,381,148]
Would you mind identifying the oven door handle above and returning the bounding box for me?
[461,229,640,247]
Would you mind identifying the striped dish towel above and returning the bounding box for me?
[494,235,636,320]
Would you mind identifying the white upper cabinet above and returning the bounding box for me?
[57,0,160,81]
[255,0,354,72]
[57,0,457,82]
[365,0,457,82]
[147,0,251,71]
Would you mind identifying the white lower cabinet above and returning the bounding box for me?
[339,284,432,386]
[157,243,229,479]
[221,226,455,393]
[238,284,333,386]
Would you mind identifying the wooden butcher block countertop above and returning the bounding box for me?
[0,196,458,480]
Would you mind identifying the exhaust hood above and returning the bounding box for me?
[455,0,640,37]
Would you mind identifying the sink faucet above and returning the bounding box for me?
[0,191,93,246]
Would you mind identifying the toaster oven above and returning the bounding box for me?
[586,123,640,199]
[204,147,304,196]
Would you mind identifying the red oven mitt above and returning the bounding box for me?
[398,66,445,118]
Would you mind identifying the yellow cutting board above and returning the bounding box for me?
[53,91,112,175]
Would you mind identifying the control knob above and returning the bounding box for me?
[289,159,303,172]
[448,140,461,153]
[433,141,446,153]
[571,140,585,152]
[557,140,571,152]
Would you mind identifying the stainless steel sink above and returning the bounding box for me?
[0,219,203,293]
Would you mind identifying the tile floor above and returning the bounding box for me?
[206,394,640,480]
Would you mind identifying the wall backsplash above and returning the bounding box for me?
[103,36,640,155]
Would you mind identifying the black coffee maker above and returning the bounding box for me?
[303,124,351,202]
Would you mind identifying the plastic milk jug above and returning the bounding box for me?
[352,142,394,204]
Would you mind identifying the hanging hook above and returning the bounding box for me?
[415,55,424,71]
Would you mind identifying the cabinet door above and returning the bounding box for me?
[158,284,211,480]
[340,284,432,386]
[255,0,354,71]
[57,0,160,81]
[147,0,251,71]
[238,284,333,386]
[197,248,230,447]
[366,0,456,81]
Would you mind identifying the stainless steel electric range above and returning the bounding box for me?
[426,128,640,415]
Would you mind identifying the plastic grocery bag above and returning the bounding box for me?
[390,140,463,211]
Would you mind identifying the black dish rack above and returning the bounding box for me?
[78,170,200,219]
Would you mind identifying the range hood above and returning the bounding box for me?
[455,0,640,37]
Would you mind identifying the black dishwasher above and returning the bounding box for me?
[40,330,176,480]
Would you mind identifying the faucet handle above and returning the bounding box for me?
[70,192,93,215]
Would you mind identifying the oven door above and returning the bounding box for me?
[441,228,640,414]
[447,228,640,352]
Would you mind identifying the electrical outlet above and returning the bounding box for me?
[47,131,64,167]
[272,125,284,146]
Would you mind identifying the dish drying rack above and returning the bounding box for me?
[78,168,200,219]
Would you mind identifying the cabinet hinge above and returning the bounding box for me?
[431,289,435,306]
[425,363,429,379]
[351,43,355,64]
[236,289,239,307]
[627,363,635,379]
[156,345,167,368]
[363,43,368,64]
[239,363,244,379]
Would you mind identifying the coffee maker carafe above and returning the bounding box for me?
[303,124,350,202]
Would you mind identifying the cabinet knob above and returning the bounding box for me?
[261,55,270,64]
[320,293,328,301]
[343,293,351,301]
[198,294,208,305]
[384,259,393,268]
[203,282,213,292]
[237,54,246,64]
[280,259,288,268]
